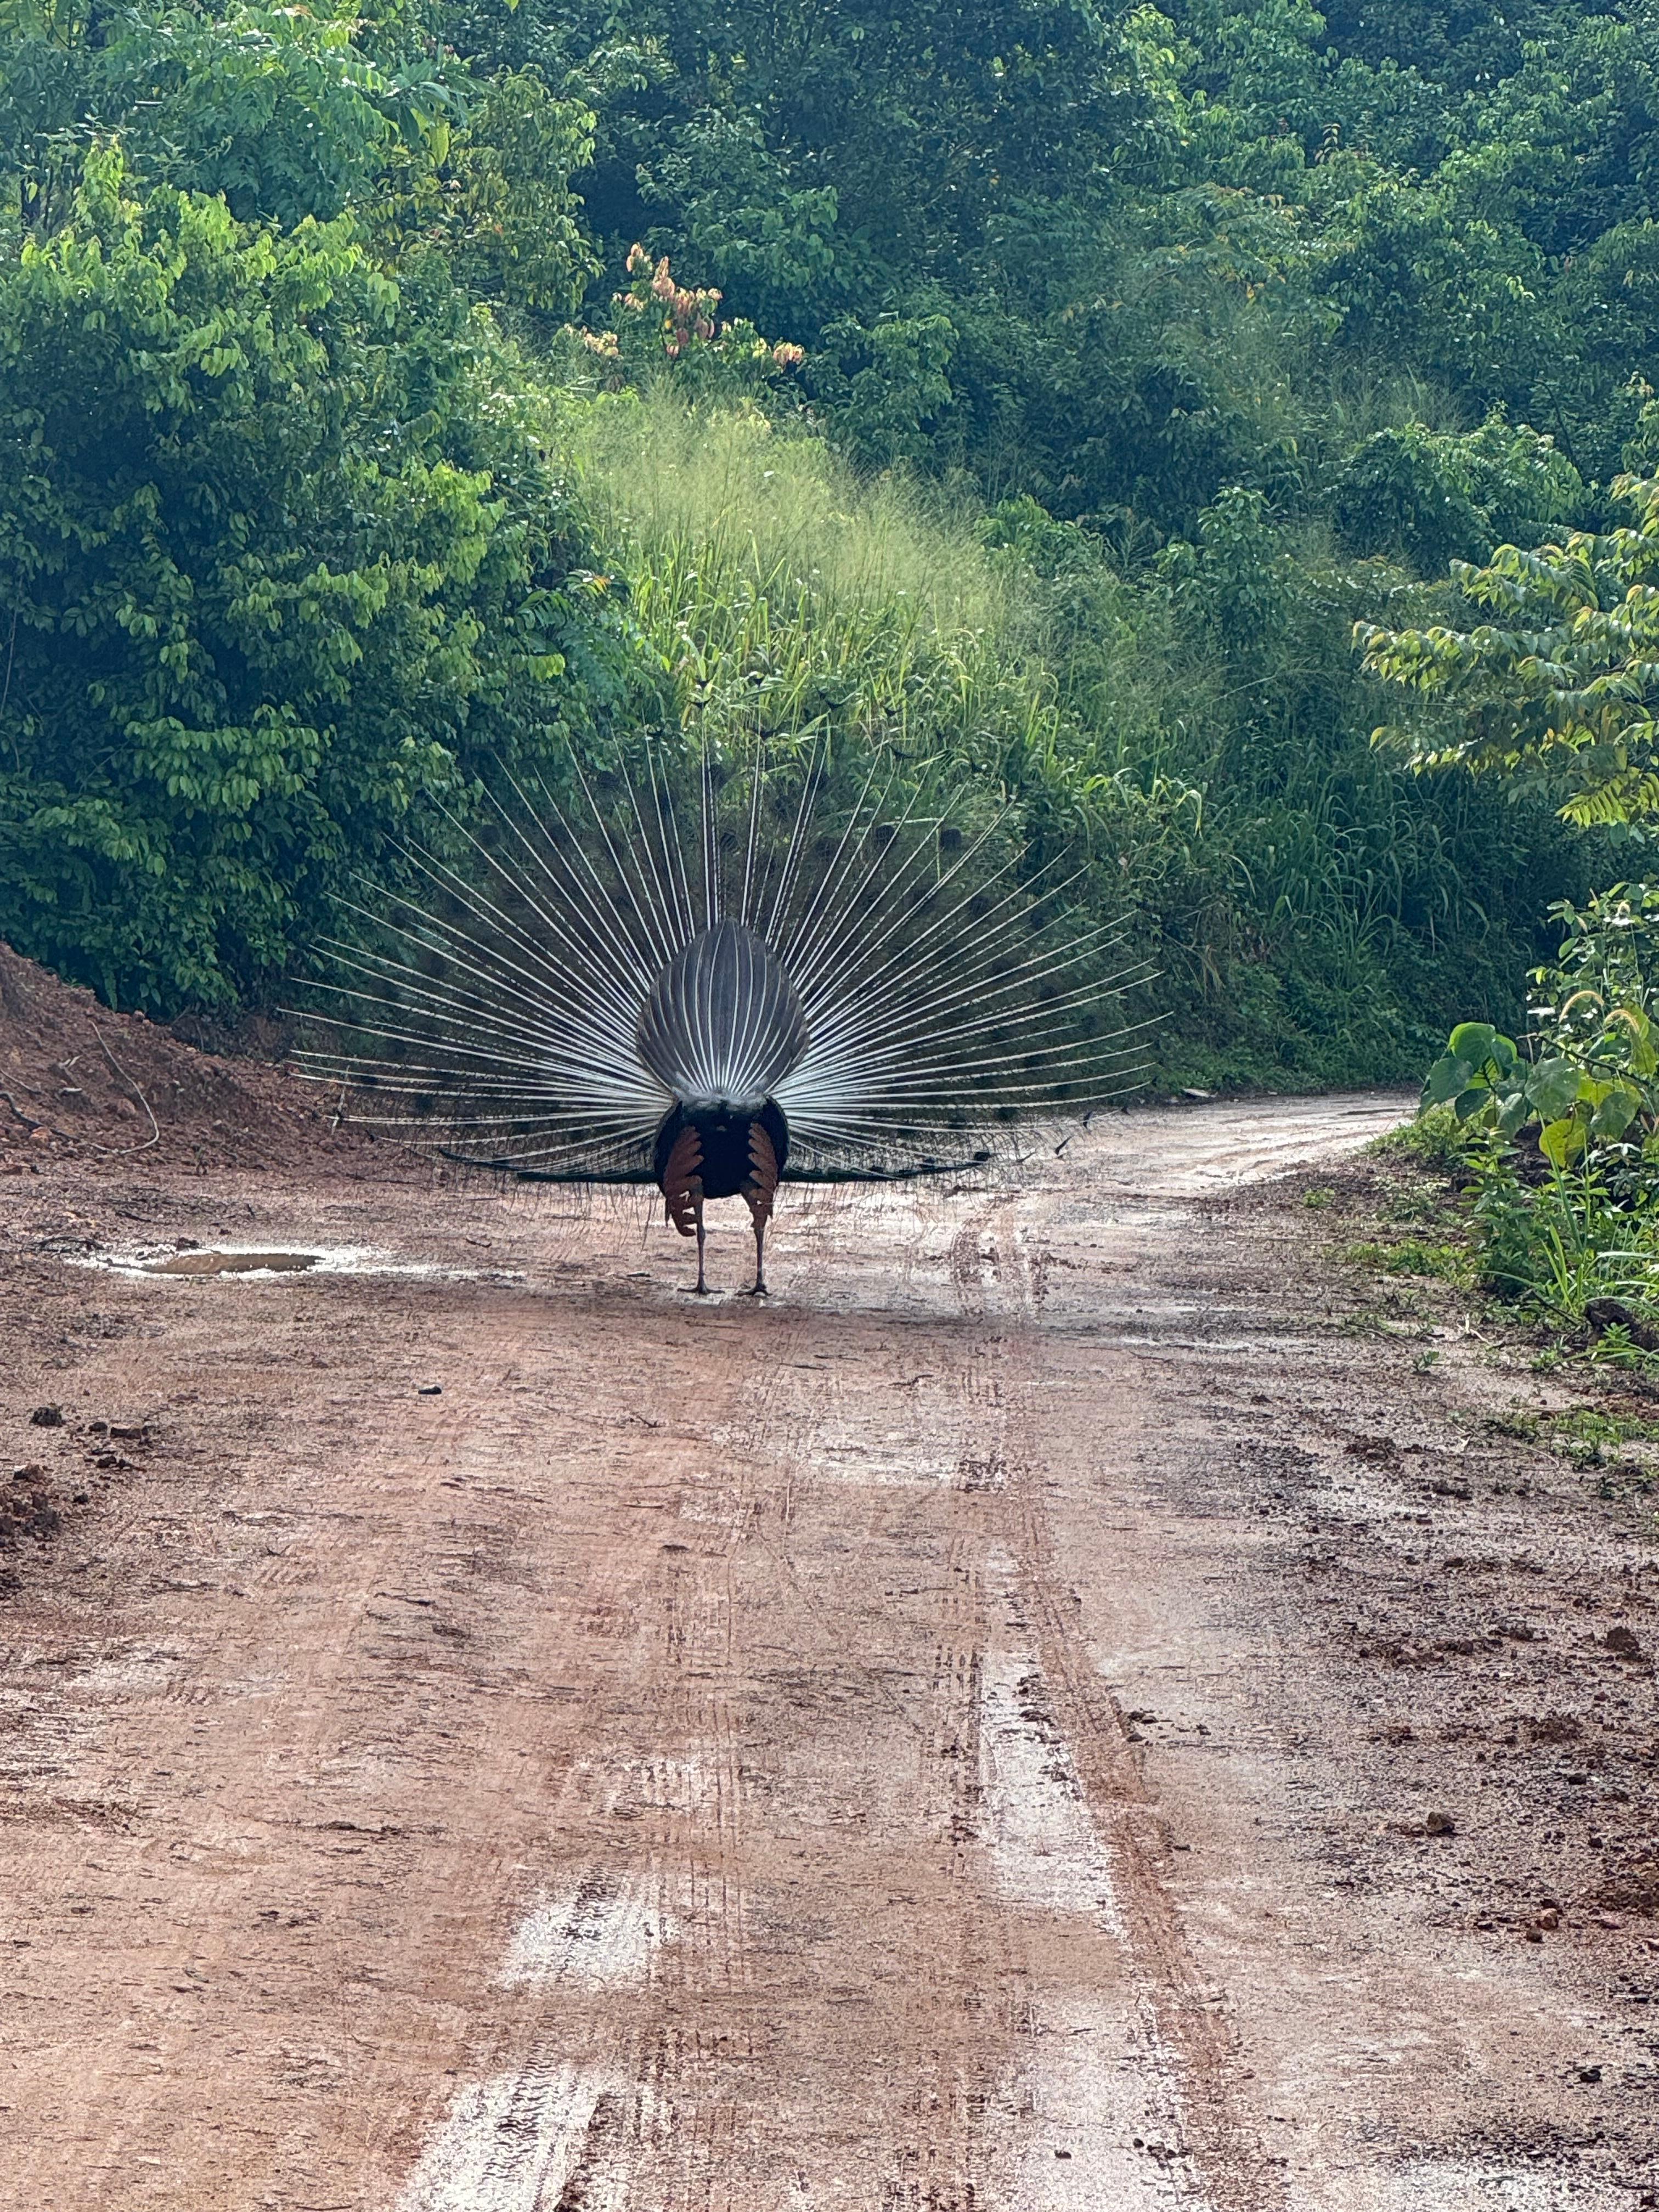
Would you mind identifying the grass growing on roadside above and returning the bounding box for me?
[1344,1236,1471,1284]
[1470,1166,1659,1328]
[1546,1406,1659,1458]
[1373,1104,1472,1178]
[1374,1097,1659,1364]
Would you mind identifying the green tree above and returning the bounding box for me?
[1357,475,1659,828]
[0,148,624,1012]
[99,4,398,227]
[372,65,599,315]
[1331,415,1585,575]
[0,1,421,242]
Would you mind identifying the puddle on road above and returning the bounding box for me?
[145,1248,321,1277]
[72,1242,523,1285]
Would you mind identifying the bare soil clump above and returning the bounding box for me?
[0,941,358,1173]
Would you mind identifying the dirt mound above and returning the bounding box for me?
[0,943,363,1172]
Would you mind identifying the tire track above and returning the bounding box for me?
[959,1207,1276,2212]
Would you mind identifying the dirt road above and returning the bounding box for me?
[2,1091,1657,2210]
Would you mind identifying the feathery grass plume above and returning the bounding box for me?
[295,735,1153,1290]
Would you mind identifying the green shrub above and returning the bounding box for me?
[0,151,631,1013]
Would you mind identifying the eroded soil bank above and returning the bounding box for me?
[1,1075,1656,2211]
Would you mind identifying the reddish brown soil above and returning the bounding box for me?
[0,1019,1655,2210]
[0,941,362,1173]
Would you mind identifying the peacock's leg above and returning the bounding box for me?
[693,1193,708,1294]
[743,1117,778,1297]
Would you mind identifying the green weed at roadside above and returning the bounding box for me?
[1344,1236,1470,1284]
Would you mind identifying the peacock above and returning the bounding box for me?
[297,741,1150,1295]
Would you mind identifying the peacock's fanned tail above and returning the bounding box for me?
[293,741,1154,1181]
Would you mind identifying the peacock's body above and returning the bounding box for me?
[298,743,1149,1293]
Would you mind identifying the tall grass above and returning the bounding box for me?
[546,388,1583,1090]
[568,392,1019,636]
[562,392,1079,794]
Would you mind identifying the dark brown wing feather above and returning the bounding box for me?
[662,1124,704,1237]
[743,1118,780,1231]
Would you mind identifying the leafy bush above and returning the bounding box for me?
[1331,416,1586,575]
[371,67,600,317]
[1424,886,1659,1161]
[1417,884,1659,1324]
[98,4,398,227]
[1358,476,1659,830]
[566,245,806,398]
[0,150,625,1013]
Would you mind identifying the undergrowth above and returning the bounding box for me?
[1384,1107,1659,1342]
[1393,890,1659,1360]
[554,388,1581,1091]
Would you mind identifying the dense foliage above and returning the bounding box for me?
[3,0,1647,1077]
[1404,890,1659,1339]
[1359,476,1659,831]
[0,149,633,1009]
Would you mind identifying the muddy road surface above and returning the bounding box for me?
[2,1090,1657,2211]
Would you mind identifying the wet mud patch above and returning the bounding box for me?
[71,1242,520,1284]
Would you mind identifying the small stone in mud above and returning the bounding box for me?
[417,1385,442,1396]
[29,1405,63,1427]
[1425,1810,1457,1836]
[1578,2064,1602,2083]
[1605,1624,1645,1658]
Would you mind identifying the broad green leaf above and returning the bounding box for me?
[1423,1053,1471,1108]
[1592,1087,1641,1140]
[1539,1115,1587,1166]
[1526,1058,1581,1121]
[1448,1022,1499,1064]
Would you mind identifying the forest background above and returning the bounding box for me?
[3,0,1654,1092]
